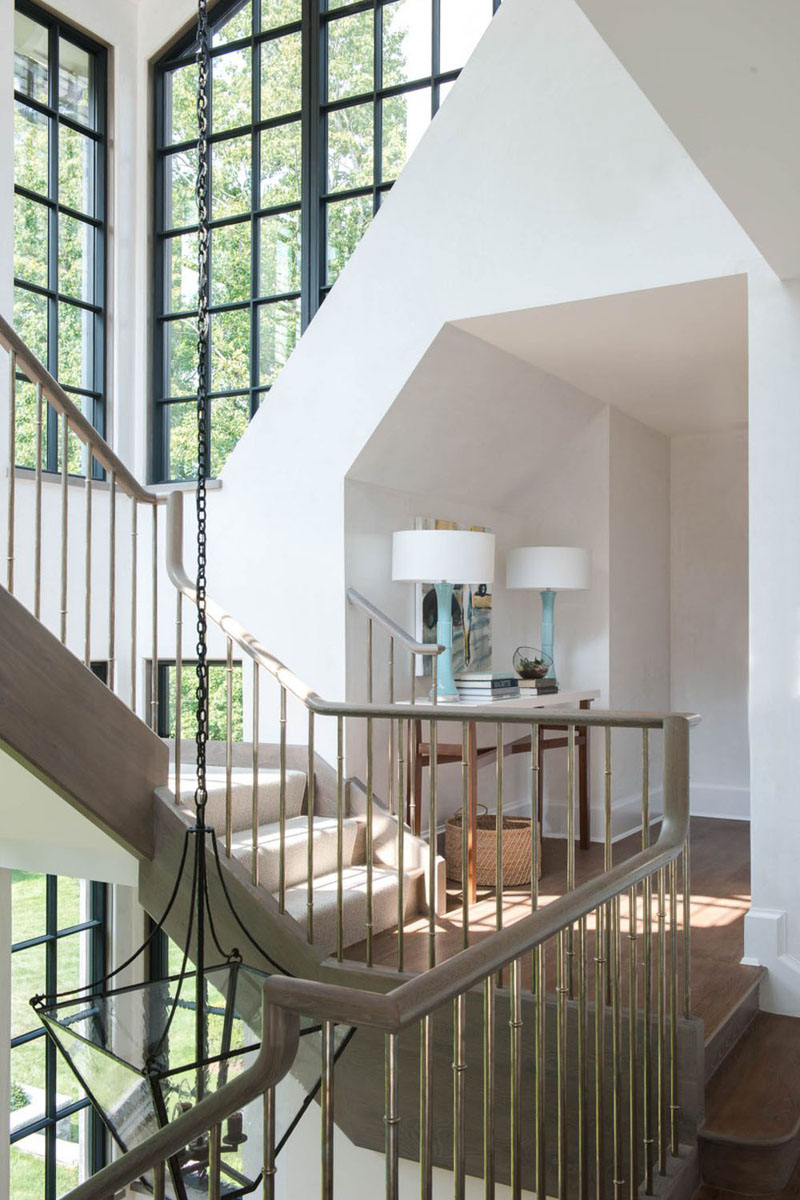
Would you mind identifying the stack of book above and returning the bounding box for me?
[518,677,559,695]
[455,672,520,701]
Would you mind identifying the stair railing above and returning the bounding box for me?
[61,712,693,1200]
[0,314,163,723]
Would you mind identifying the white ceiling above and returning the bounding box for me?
[575,0,800,279]
[454,275,748,438]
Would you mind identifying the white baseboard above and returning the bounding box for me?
[743,907,800,1015]
[542,790,664,844]
[689,782,750,821]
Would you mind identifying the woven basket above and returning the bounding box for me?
[445,812,541,887]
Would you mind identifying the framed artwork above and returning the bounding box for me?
[415,516,493,675]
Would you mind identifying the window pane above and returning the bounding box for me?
[261,0,300,29]
[259,32,301,121]
[59,214,95,304]
[382,88,430,180]
[57,877,82,930]
[260,121,301,207]
[213,0,252,45]
[440,0,492,73]
[14,194,49,289]
[166,402,197,480]
[212,47,252,132]
[59,124,96,217]
[211,135,251,220]
[259,211,301,297]
[11,1143,46,1198]
[12,945,45,1039]
[211,221,252,306]
[11,1036,46,1102]
[13,288,48,365]
[164,230,198,313]
[13,380,46,470]
[382,0,432,88]
[327,103,374,191]
[56,1052,86,1112]
[56,929,86,995]
[165,662,244,741]
[59,38,92,127]
[164,147,198,229]
[58,302,93,390]
[326,194,373,284]
[211,308,250,391]
[165,317,198,396]
[327,11,374,102]
[15,102,49,196]
[258,298,300,385]
[166,61,199,146]
[14,12,48,105]
[12,873,47,944]
[56,420,85,477]
[211,397,251,476]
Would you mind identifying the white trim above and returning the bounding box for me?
[743,907,800,1015]
[689,782,750,821]
[543,789,664,844]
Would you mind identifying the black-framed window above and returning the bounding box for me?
[13,0,107,476]
[155,659,245,741]
[152,0,499,482]
[9,872,108,1198]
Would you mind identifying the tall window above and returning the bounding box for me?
[153,0,499,482]
[12,1,107,473]
[10,872,107,1198]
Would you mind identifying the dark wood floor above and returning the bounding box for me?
[347,817,757,1041]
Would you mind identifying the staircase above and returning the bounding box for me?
[176,765,430,954]
[2,315,794,1200]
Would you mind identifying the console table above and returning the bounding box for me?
[406,689,600,903]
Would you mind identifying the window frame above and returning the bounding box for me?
[151,0,500,483]
[9,874,108,1197]
[13,0,108,474]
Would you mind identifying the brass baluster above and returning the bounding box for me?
[683,837,692,1019]
[628,885,638,1199]
[175,589,182,804]
[510,957,523,1200]
[336,715,344,962]
[59,413,68,643]
[642,730,654,1194]
[251,664,260,887]
[225,636,233,852]
[307,709,315,944]
[461,721,469,950]
[578,914,588,1200]
[483,975,495,1200]
[567,725,576,999]
[279,684,287,909]
[496,721,503,940]
[386,1031,400,1200]
[108,472,116,690]
[397,717,406,972]
[611,894,623,1198]
[263,1087,276,1200]
[556,928,567,1200]
[535,940,547,1200]
[420,1015,433,1200]
[595,903,606,1200]
[208,1123,221,1200]
[84,450,92,663]
[34,382,43,620]
[367,712,374,967]
[669,858,679,1157]
[322,1021,335,1200]
[453,993,467,1200]
[657,866,667,1175]
[7,351,16,592]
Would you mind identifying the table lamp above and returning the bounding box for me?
[506,546,590,680]
[393,529,496,700]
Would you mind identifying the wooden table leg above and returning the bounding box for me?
[578,699,592,849]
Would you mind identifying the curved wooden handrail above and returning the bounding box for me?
[0,313,160,505]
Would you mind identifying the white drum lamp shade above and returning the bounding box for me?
[392,529,495,699]
[392,529,495,584]
[506,546,590,591]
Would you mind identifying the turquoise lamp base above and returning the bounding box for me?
[431,581,459,700]
[540,589,557,680]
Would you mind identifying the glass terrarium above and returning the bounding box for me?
[512,646,553,680]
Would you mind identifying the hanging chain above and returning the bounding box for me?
[194,0,210,821]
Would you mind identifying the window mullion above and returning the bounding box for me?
[251,10,261,417]
[302,0,321,326]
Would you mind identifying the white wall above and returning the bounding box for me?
[671,428,749,819]
[608,408,671,816]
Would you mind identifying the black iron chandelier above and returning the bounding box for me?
[31,4,288,1196]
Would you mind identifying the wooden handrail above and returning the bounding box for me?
[0,313,160,505]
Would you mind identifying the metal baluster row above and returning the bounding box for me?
[6,358,159,718]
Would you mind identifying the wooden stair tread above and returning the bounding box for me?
[693,1150,800,1198]
[703,1012,800,1145]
